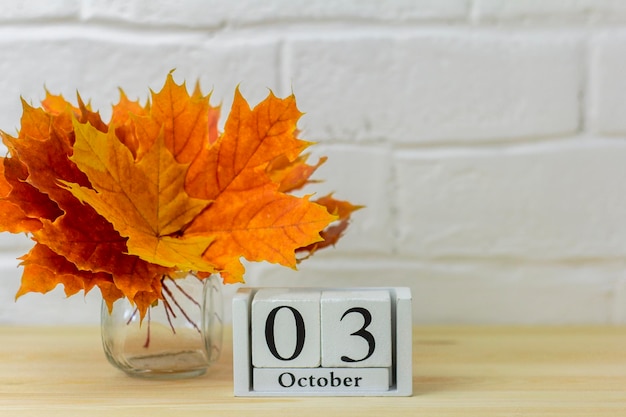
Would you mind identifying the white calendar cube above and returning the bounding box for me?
[251,289,321,368]
[233,287,412,397]
[320,290,391,368]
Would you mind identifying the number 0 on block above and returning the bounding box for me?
[233,287,412,397]
[251,289,321,368]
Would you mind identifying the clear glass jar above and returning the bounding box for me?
[101,273,223,379]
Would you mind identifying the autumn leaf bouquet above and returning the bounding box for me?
[0,73,358,319]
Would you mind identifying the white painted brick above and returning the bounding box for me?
[248,259,618,325]
[302,145,394,255]
[474,0,626,23]
[0,233,34,254]
[0,257,102,325]
[409,262,616,324]
[82,0,222,27]
[0,1,80,21]
[589,32,626,135]
[240,0,470,22]
[395,141,626,259]
[612,276,626,324]
[1,287,102,325]
[82,0,468,27]
[287,32,581,144]
[80,0,137,22]
[96,0,225,27]
[0,35,279,139]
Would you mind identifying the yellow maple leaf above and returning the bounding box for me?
[63,119,216,273]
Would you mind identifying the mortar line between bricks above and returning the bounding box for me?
[297,254,626,269]
[389,145,402,258]
[578,28,591,135]
[0,20,609,42]
[0,22,214,43]
[300,134,610,149]
[67,17,626,33]
[386,134,626,156]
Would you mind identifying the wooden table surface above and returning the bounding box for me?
[1,326,626,416]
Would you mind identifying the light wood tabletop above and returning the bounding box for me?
[1,326,625,416]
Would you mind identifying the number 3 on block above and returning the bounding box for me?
[251,289,391,368]
[321,290,391,368]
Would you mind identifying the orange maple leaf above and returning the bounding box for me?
[110,89,149,159]
[182,89,336,282]
[297,194,363,259]
[268,153,327,193]
[0,158,45,233]
[128,73,220,162]
[17,243,119,300]
[185,89,309,200]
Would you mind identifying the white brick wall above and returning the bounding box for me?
[1,0,626,325]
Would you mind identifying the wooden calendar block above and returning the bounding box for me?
[320,290,392,368]
[251,289,321,368]
[232,287,413,396]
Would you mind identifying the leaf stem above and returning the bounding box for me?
[126,307,138,325]
[161,296,177,334]
[143,307,151,348]
[167,275,201,308]
[161,276,201,333]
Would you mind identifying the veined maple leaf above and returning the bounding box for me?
[0,72,360,316]
[182,89,338,283]
[64,121,215,273]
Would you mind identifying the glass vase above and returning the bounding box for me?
[101,273,223,379]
